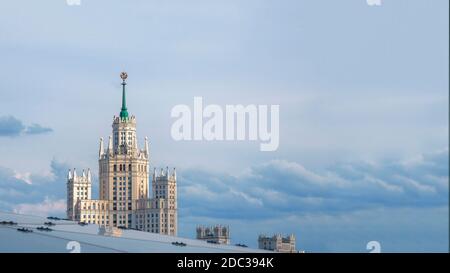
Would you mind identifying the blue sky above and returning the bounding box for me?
[0,0,448,252]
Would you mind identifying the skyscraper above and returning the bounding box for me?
[67,72,177,236]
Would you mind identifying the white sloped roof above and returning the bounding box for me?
[0,211,270,253]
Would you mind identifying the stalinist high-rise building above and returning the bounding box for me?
[67,72,177,236]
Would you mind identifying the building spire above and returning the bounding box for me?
[107,135,113,154]
[119,72,129,119]
[99,137,104,158]
[144,136,149,157]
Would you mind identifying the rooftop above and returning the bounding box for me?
[0,211,270,253]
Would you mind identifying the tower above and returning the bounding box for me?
[67,168,92,220]
[258,234,297,253]
[66,72,177,235]
[151,167,178,235]
[98,72,150,228]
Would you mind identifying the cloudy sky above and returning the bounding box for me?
[0,0,448,252]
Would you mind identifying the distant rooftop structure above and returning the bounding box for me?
[98,226,123,237]
[0,211,269,253]
[258,234,297,253]
[196,225,230,245]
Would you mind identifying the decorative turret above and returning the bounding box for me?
[99,137,104,158]
[107,135,113,154]
[144,136,149,157]
[67,168,92,184]
[87,168,91,182]
[152,167,177,182]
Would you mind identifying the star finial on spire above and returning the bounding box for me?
[120,71,128,82]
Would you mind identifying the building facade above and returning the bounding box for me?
[258,234,297,253]
[196,225,230,244]
[67,72,177,236]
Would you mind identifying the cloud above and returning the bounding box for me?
[0,159,69,214]
[24,123,53,135]
[0,115,53,137]
[0,149,447,251]
[176,150,448,251]
[366,0,382,6]
[174,149,449,251]
[0,116,25,137]
[13,171,32,185]
[178,148,449,219]
[13,197,66,217]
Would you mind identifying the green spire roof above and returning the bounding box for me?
[119,72,129,119]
